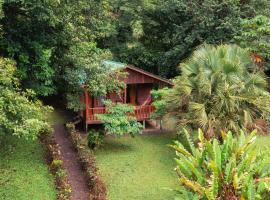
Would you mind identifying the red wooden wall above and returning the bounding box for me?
[123,68,161,84]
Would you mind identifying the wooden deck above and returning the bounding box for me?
[86,105,155,124]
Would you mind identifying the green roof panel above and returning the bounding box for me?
[102,60,126,71]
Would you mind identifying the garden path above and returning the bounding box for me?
[54,123,89,200]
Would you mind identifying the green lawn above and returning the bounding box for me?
[255,135,270,149]
[0,110,65,200]
[95,133,179,200]
[0,135,57,200]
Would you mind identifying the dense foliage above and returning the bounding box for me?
[0,57,51,139]
[153,45,270,136]
[0,0,269,107]
[63,42,125,111]
[235,15,270,70]
[0,0,118,102]
[97,100,142,136]
[172,129,270,200]
[108,0,270,78]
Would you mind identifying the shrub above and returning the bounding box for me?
[97,100,143,136]
[0,57,52,140]
[172,129,270,200]
[40,133,71,200]
[87,130,104,150]
[66,123,75,134]
[51,159,63,171]
[153,45,270,137]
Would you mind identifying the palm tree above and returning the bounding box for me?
[161,44,270,136]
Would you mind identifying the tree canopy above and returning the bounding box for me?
[0,57,51,140]
[0,0,269,108]
[107,0,270,78]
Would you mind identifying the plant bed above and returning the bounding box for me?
[66,123,107,200]
[39,133,72,200]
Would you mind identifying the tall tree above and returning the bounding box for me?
[235,15,270,70]
[0,1,59,96]
[0,0,117,102]
[108,0,270,78]
[0,57,51,140]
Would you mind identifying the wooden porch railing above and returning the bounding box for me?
[86,105,155,124]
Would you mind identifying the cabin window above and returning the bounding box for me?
[107,92,124,103]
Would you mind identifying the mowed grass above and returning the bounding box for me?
[0,109,62,200]
[0,135,57,200]
[95,132,179,200]
[255,135,270,149]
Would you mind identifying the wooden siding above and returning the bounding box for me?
[124,68,160,84]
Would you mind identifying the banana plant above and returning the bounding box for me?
[172,129,270,200]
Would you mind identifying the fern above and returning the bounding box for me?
[246,176,255,200]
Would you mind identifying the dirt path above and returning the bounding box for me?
[54,124,89,200]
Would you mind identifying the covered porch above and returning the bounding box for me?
[84,82,156,125]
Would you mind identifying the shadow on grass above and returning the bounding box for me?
[98,139,134,153]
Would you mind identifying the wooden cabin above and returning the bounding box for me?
[80,61,173,130]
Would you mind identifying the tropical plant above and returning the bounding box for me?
[0,57,51,140]
[153,44,270,136]
[172,129,270,200]
[151,87,173,119]
[97,100,142,136]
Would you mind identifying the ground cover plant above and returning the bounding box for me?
[0,135,57,200]
[95,133,179,200]
[40,132,72,200]
[172,129,270,200]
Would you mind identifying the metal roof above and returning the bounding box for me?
[102,60,126,70]
[102,60,173,86]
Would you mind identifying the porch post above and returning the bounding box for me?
[159,119,162,130]
[124,86,127,103]
[85,90,89,133]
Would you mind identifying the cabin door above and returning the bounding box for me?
[127,84,137,105]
